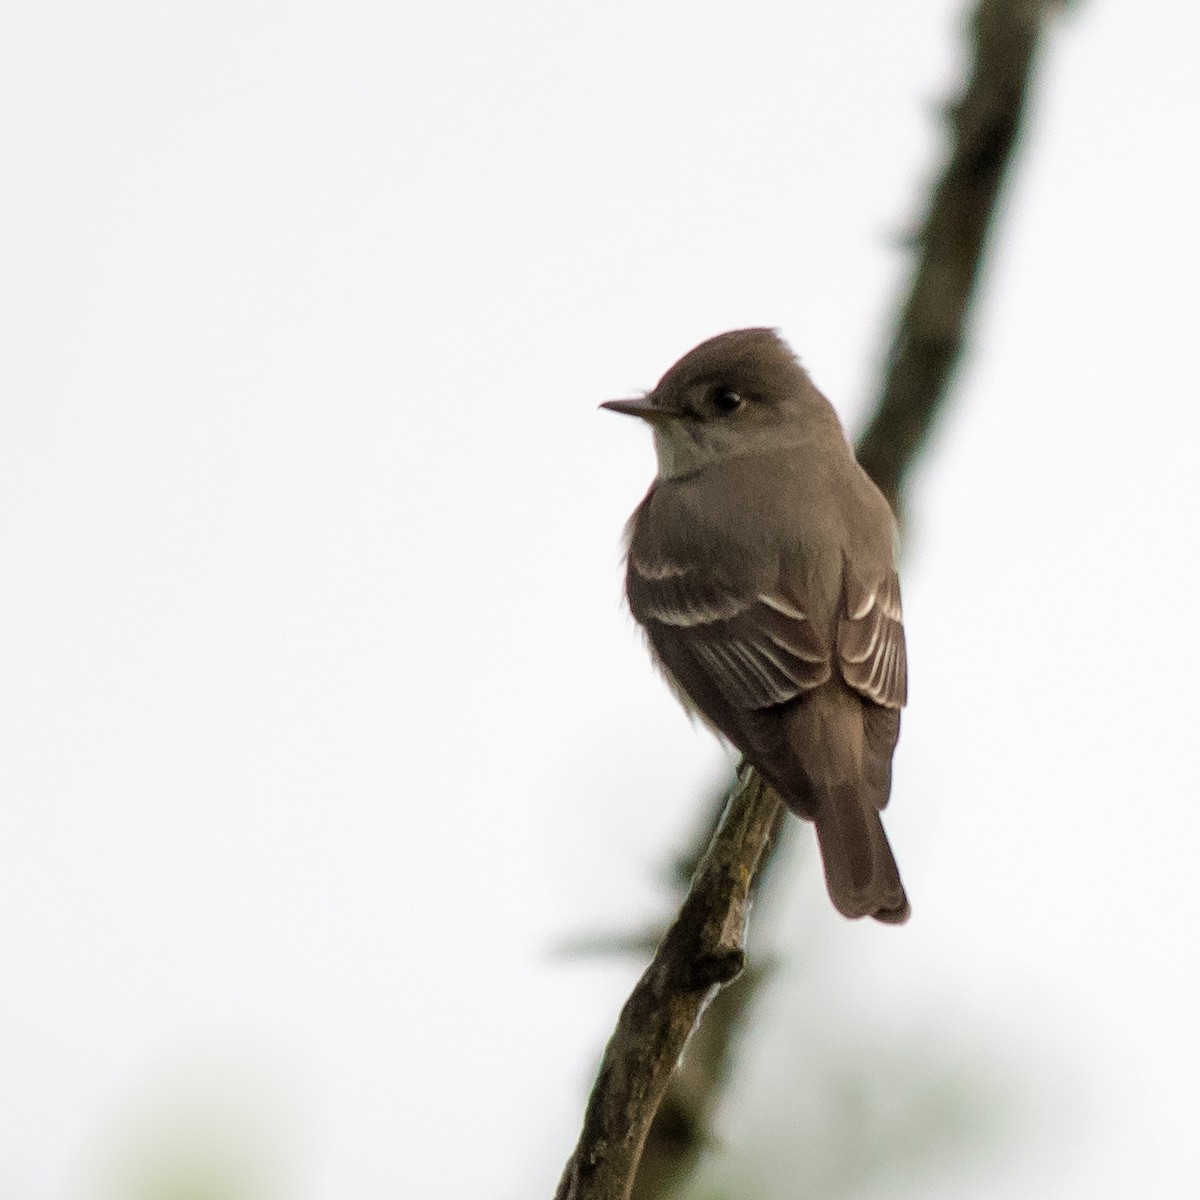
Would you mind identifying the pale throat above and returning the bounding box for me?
[651,420,803,481]
[652,423,728,481]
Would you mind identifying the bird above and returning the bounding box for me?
[602,328,909,924]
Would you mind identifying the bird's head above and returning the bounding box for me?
[602,328,843,480]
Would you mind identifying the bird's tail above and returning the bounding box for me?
[811,782,909,924]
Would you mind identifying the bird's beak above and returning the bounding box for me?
[600,396,672,422]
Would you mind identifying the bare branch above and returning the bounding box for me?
[559,2,1069,1196]
[629,957,773,1200]
[555,772,783,1200]
[858,0,1058,510]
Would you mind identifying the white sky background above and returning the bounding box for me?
[2,1,1199,1197]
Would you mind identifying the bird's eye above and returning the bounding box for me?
[711,388,744,414]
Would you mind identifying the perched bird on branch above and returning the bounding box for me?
[604,329,910,923]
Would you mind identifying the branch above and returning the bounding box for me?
[628,956,773,1200]
[554,771,783,1200]
[558,2,1068,1196]
[857,0,1058,511]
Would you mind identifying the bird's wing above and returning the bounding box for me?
[627,551,830,713]
[837,567,907,710]
[629,548,905,823]
[629,550,907,715]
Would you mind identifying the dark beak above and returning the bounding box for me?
[600,396,672,422]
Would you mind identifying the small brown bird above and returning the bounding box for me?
[603,329,909,923]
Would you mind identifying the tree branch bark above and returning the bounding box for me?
[554,772,783,1200]
[857,0,1055,511]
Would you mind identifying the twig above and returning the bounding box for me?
[554,772,782,1200]
[628,957,773,1200]
[857,0,1057,510]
